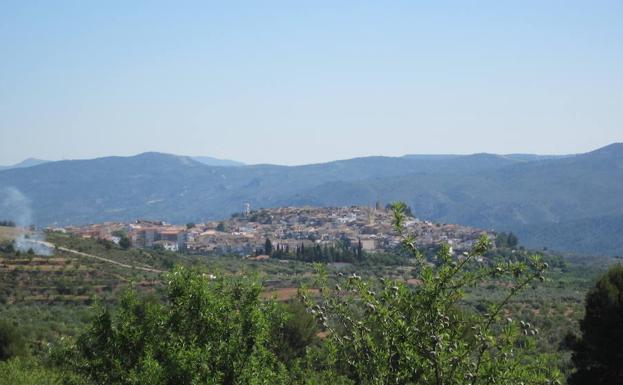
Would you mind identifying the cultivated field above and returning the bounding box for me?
[0,225,19,241]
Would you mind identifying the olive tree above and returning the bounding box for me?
[301,202,561,385]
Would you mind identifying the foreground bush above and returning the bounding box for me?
[57,270,295,385]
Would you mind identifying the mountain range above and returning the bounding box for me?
[1,144,622,256]
[0,156,243,169]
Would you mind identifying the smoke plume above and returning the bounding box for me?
[0,187,53,255]
[0,186,32,227]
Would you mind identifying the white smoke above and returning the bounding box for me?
[0,186,32,227]
[15,232,53,256]
[0,187,53,256]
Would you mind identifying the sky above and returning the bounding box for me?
[0,1,622,166]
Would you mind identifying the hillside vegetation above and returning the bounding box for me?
[3,206,604,384]
[0,204,616,383]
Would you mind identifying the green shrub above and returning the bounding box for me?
[57,269,293,384]
[0,319,27,361]
[0,357,61,385]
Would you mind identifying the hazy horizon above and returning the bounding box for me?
[1,1,622,165]
[3,142,619,168]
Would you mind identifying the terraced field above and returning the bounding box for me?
[0,252,160,306]
[0,225,19,241]
[0,232,175,343]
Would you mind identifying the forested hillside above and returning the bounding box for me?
[1,144,622,255]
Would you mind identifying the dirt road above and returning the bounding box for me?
[35,240,165,274]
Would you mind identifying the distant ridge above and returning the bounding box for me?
[191,156,245,167]
[0,158,49,171]
[1,144,622,255]
[584,142,623,158]
[403,153,572,162]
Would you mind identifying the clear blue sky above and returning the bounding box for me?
[1,1,621,165]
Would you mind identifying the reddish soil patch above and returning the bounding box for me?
[316,330,330,339]
[261,287,320,301]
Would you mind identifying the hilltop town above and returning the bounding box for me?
[56,206,494,258]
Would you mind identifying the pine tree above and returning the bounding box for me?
[567,264,623,385]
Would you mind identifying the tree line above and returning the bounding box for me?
[259,237,364,263]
